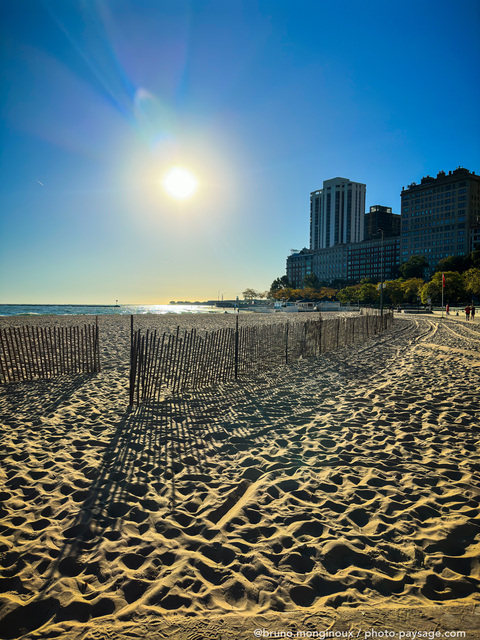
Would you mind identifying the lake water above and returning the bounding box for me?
[0,304,229,317]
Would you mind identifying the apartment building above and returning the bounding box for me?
[287,238,399,287]
[286,167,479,290]
[286,249,314,288]
[347,236,400,283]
[310,177,366,250]
[400,167,480,273]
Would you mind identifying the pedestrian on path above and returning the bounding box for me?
[465,305,471,321]
[446,303,450,315]
[471,304,476,322]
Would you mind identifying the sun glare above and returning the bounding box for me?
[162,167,198,200]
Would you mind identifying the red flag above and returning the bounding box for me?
[442,272,445,288]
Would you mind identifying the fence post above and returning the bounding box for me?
[129,315,135,407]
[95,316,101,372]
[234,314,239,379]
[319,316,323,354]
[285,322,289,365]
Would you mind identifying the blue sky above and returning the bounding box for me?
[1,0,479,304]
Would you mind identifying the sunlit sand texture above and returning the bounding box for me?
[0,313,479,639]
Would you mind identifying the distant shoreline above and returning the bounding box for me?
[0,304,120,308]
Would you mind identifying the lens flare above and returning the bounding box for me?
[162,167,198,200]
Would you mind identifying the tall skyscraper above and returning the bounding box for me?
[310,177,366,250]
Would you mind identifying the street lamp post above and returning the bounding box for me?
[378,228,384,318]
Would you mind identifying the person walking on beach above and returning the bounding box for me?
[446,303,450,315]
[471,304,476,322]
[465,304,471,321]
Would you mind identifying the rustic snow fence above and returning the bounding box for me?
[129,311,393,406]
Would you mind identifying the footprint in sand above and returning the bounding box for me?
[121,554,145,570]
[122,578,150,604]
[199,542,236,565]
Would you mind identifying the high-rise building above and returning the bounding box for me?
[400,167,480,272]
[365,205,401,240]
[287,167,479,289]
[310,177,366,250]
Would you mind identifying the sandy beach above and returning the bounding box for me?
[1,312,479,639]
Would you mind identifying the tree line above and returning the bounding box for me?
[244,249,480,307]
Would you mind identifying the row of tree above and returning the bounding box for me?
[261,249,480,306]
[336,270,479,306]
[397,250,480,280]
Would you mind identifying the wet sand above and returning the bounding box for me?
[0,313,479,639]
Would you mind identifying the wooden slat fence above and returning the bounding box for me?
[129,311,393,406]
[0,322,101,384]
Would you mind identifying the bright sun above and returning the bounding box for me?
[162,167,198,200]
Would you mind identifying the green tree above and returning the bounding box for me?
[243,288,259,300]
[303,273,321,289]
[463,268,480,298]
[270,276,291,292]
[336,285,361,304]
[400,278,425,304]
[358,282,380,305]
[435,255,467,274]
[421,271,466,304]
[384,280,404,306]
[399,255,429,280]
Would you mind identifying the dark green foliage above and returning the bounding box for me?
[303,273,321,289]
[399,256,429,279]
[270,276,291,292]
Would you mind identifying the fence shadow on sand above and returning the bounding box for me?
[1,314,398,637]
[0,374,97,427]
